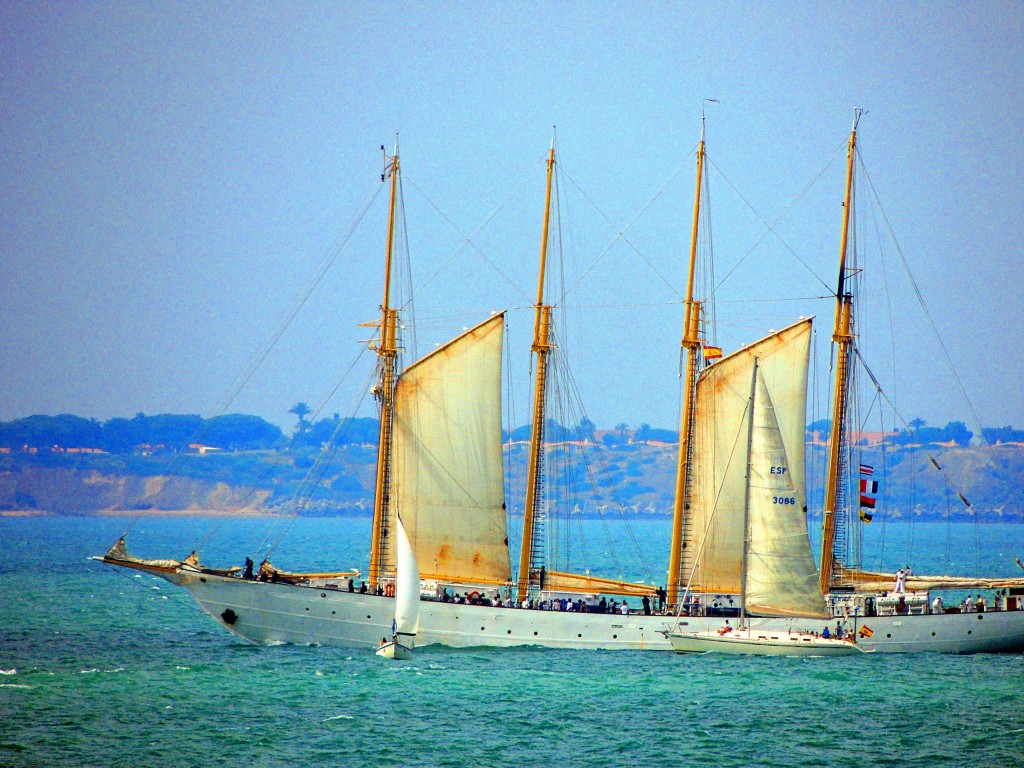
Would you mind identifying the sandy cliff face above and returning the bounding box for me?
[0,467,269,514]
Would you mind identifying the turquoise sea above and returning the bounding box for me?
[3,516,1024,768]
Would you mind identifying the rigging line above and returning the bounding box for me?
[535,300,684,311]
[263,365,379,559]
[193,344,375,554]
[106,566,214,621]
[120,186,383,541]
[556,377,629,581]
[857,157,987,444]
[558,167,685,302]
[859,343,976,547]
[418,300,685,316]
[853,347,916,434]
[395,166,418,363]
[176,179,382,549]
[545,331,657,583]
[553,343,658,583]
[401,170,536,307]
[559,148,697,303]
[211,182,385,420]
[719,295,833,304]
[864,175,902,422]
[707,139,846,297]
[872,406,890,573]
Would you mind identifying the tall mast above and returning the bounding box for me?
[739,359,760,625]
[516,137,557,603]
[667,120,706,608]
[819,110,862,594]
[369,141,401,590]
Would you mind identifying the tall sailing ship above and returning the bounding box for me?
[101,119,1024,653]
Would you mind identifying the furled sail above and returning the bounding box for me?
[388,313,510,584]
[393,513,420,638]
[684,318,814,596]
[744,370,827,618]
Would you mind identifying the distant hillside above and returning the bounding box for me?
[3,439,1023,521]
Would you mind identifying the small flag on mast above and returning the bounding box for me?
[704,346,723,360]
[859,464,878,521]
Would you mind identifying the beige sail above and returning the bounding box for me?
[388,313,510,584]
[745,370,827,618]
[685,318,813,596]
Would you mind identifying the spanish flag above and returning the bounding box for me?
[703,346,723,360]
[858,625,874,638]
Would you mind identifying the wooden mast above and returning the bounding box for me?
[667,120,706,608]
[819,110,862,594]
[516,138,557,604]
[369,142,401,590]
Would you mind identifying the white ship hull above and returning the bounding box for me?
[181,572,675,650]
[179,571,1024,654]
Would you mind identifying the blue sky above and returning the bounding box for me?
[2,2,1022,434]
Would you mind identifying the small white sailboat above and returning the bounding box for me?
[666,624,865,656]
[664,360,865,656]
[375,514,419,660]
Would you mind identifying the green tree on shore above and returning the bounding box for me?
[289,402,312,437]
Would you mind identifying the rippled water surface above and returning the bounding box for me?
[2,516,1023,767]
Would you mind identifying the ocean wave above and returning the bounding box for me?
[322,714,354,722]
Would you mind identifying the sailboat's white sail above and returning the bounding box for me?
[393,512,420,639]
[745,370,827,618]
[388,313,510,585]
[684,318,814,597]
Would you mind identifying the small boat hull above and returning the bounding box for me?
[375,641,413,660]
[665,629,865,656]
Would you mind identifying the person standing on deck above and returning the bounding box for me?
[894,568,906,594]
[656,586,667,613]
